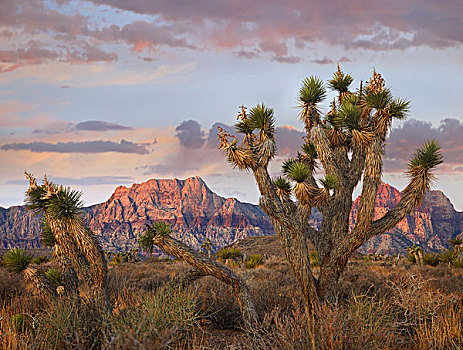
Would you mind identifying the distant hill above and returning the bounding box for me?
[0,177,461,254]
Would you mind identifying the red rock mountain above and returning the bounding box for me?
[0,177,461,254]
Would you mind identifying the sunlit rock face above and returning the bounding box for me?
[0,179,461,254]
[351,183,462,254]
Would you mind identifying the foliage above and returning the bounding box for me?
[439,249,458,266]
[31,255,50,265]
[40,217,55,247]
[451,256,463,268]
[216,247,242,261]
[422,252,439,267]
[2,248,32,274]
[449,237,463,247]
[245,254,265,269]
[45,268,61,288]
[139,228,155,253]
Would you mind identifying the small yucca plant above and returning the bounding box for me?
[439,249,458,266]
[2,248,32,273]
[10,314,27,333]
[45,268,62,287]
[245,254,264,269]
[216,247,242,261]
[422,252,439,267]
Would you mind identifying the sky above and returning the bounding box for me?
[1,0,463,210]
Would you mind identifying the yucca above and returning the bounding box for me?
[218,65,443,317]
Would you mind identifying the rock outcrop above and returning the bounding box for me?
[0,177,461,254]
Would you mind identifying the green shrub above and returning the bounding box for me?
[451,256,463,268]
[449,237,463,247]
[226,259,241,268]
[2,248,32,273]
[406,253,416,264]
[45,268,62,287]
[245,254,264,269]
[439,249,458,266]
[31,255,50,265]
[216,247,242,261]
[423,252,439,267]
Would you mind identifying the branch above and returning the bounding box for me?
[310,125,345,186]
[153,234,258,328]
[354,137,383,236]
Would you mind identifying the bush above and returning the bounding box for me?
[423,252,439,267]
[31,255,50,265]
[245,254,264,269]
[45,268,61,287]
[439,249,458,266]
[451,256,463,268]
[216,247,242,261]
[2,248,32,273]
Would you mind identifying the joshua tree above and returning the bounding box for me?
[200,238,212,257]
[25,172,110,313]
[407,244,424,266]
[2,248,57,301]
[218,66,443,311]
[139,221,258,328]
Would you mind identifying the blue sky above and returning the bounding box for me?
[1,0,462,210]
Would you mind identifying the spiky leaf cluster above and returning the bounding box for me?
[407,139,443,173]
[46,186,83,220]
[273,176,292,198]
[2,248,32,274]
[248,104,276,141]
[40,217,56,247]
[45,268,62,287]
[139,227,155,253]
[286,161,311,183]
[328,67,354,93]
[319,174,337,190]
[299,76,326,106]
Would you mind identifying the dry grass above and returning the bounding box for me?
[2,258,463,349]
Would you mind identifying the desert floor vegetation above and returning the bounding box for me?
[2,250,463,349]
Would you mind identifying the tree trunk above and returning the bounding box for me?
[153,234,258,328]
[54,244,80,298]
[23,267,57,302]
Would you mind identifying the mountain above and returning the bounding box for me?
[0,177,274,252]
[351,182,463,254]
[0,177,461,254]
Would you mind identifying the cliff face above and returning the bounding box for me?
[351,183,462,254]
[0,178,461,254]
[0,177,274,252]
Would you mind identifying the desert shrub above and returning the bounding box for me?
[423,252,439,267]
[438,249,458,266]
[236,295,396,350]
[31,255,50,265]
[449,237,463,247]
[107,285,200,348]
[45,268,61,287]
[309,251,319,267]
[407,252,417,264]
[0,267,24,300]
[226,259,241,268]
[245,254,264,269]
[216,247,242,261]
[2,248,32,273]
[451,256,463,268]
[413,304,463,349]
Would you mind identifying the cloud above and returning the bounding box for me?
[1,139,151,154]
[311,56,334,65]
[1,0,461,73]
[175,120,206,148]
[384,118,463,173]
[74,120,132,131]
[6,175,134,186]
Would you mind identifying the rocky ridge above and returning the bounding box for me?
[0,177,461,254]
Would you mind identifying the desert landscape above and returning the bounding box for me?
[1,0,463,349]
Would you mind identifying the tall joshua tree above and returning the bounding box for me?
[218,66,443,311]
[25,173,110,312]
